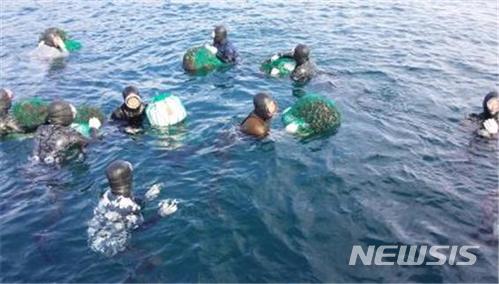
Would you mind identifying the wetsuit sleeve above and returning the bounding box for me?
[216,42,238,64]
[278,50,295,58]
[6,117,23,133]
[291,62,315,84]
[32,127,43,157]
[138,214,162,232]
[110,106,125,121]
[67,128,90,148]
[467,113,481,123]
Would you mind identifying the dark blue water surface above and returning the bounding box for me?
[1,1,498,283]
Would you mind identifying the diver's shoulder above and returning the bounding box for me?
[241,115,268,137]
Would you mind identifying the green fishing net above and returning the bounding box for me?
[74,105,104,124]
[72,105,104,137]
[151,92,171,102]
[282,94,341,137]
[261,56,296,77]
[12,98,49,131]
[64,39,82,52]
[70,123,91,137]
[183,46,224,73]
[12,100,102,136]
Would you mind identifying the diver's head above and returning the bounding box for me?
[482,91,499,119]
[106,160,133,197]
[213,25,227,44]
[0,88,13,116]
[253,92,277,120]
[122,86,143,110]
[40,28,66,50]
[47,100,76,126]
[293,44,310,65]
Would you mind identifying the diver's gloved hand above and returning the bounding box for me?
[145,183,162,202]
[124,126,142,135]
[204,44,218,55]
[158,199,178,217]
[52,35,67,52]
[285,122,299,134]
[88,117,102,129]
[270,68,280,77]
[270,54,280,62]
[483,118,499,134]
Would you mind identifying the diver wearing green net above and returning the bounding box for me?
[262,44,316,84]
[0,88,23,136]
[282,94,341,138]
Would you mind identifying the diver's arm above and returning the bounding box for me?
[291,63,315,84]
[216,42,237,64]
[215,50,227,63]
[124,116,144,134]
[7,118,24,133]
[216,53,233,64]
[468,112,487,123]
[32,128,43,157]
[110,106,125,121]
[291,68,310,84]
[137,198,178,232]
[88,128,100,140]
[72,131,90,151]
[278,49,295,58]
[138,214,162,232]
[69,123,100,153]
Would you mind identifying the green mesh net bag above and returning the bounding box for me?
[182,46,224,73]
[282,94,341,137]
[59,29,81,52]
[64,39,82,52]
[74,105,105,124]
[261,56,296,77]
[12,97,49,131]
[72,105,105,137]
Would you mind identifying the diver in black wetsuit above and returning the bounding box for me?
[240,93,278,138]
[110,86,147,134]
[32,100,101,165]
[209,25,239,64]
[276,44,316,84]
[470,91,499,139]
[0,88,23,136]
